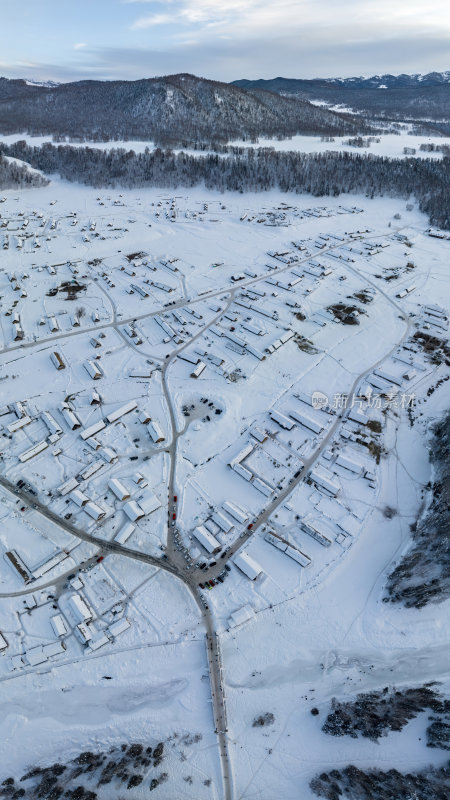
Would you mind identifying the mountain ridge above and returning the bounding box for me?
[233,71,450,91]
[0,73,365,145]
[232,72,450,130]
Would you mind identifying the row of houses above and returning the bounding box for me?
[4,399,69,463]
[63,475,158,525]
[265,531,311,567]
[4,547,70,584]
[191,500,250,554]
[10,640,66,669]
[229,442,274,497]
[46,400,164,525]
[68,592,130,648]
[269,397,329,438]
[8,603,131,669]
[418,303,448,334]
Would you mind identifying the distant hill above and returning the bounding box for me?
[0,73,366,145]
[233,72,450,132]
[234,72,450,92]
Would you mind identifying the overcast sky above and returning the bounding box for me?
[1,0,449,83]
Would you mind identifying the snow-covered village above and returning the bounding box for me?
[1,2,450,797]
[0,171,448,797]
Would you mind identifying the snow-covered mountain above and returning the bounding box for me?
[234,71,450,92]
[233,72,450,130]
[310,71,450,89]
[0,73,366,145]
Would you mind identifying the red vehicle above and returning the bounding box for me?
[173,495,177,503]
[172,513,176,521]
[97,556,104,563]
[247,523,254,530]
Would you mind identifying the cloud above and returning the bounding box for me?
[127,0,450,46]
[2,0,449,83]
[21,31,447,83]
[130,0,294,31]
[131,14,173,29]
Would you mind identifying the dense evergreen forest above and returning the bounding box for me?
[0,74,367,145]
[0,739,174,798]
[321,685,449,746]
[0,154,48,189]
[311,684,450,800]
[385,410,450,607]
[234,73,450,134]
[0,141,448,230]
[311,762,450,800]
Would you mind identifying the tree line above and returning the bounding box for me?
[0,154,49,189]
[385,409,450,606]
[0,142,448,230]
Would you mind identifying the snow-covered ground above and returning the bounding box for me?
[0,174,448,798]
[1,127,450,160]
[229,130,450,159]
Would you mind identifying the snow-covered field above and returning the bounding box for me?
[0,174,448,798]
[230,130,450,159]
[1,126,449,160]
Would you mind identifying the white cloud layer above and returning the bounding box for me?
[1,0,449,81]
[127,0,450,39]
